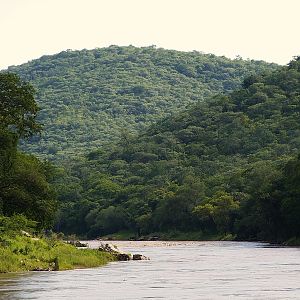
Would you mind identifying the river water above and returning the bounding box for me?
[0,241,299,299]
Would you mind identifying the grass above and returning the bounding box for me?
[0,235,115,273]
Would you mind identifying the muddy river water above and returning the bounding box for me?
[0,241,299,299]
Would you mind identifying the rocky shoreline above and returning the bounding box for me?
[98,243,150,261]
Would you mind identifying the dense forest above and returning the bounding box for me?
[0,74,114,273]
[7,46,277,160]
[1,48,299,246]
[53,57,300,243]
[0,73,57,227]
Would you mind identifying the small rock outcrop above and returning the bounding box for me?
[20,230,31,237]
[32,267,51,271]
[98,243,149,261]
[98,243,120,253]
[67,240,87,247]
[116,253,132,261]
[132,254,150,260]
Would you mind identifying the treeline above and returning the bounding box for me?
[0,73,57,228]
[54,57,300,243]
[1,52,299,245]
[0,75,116,273]
[7,46,277,160]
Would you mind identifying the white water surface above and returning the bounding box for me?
[0,241,299,299]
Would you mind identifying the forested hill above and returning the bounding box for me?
[55,58,300,242]
[7,46,277,160]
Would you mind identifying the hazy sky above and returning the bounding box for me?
[1,0,300,70]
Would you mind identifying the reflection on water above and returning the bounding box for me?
[0,241,299,299]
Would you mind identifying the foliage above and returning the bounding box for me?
[6,46,277,160]
[2,49,298,245]
[0,233,115,273]
[0,215,37,237]
[193,192,239,233]
[1,153,57,227]
[54,57,300,242]
[0,73,41,138]
[0,73,57,228]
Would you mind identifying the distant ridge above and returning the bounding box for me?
[6,45,277,160]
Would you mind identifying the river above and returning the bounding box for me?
[0,241,299,299]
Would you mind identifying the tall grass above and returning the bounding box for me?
[0,235,115,273]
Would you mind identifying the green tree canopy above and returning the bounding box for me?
[0,73,56,228]
[0,73,40,138]
[53,57,300,241]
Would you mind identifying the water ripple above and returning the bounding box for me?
[0,241,299,299]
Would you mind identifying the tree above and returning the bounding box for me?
[0,73,41,138]
[0,73,56,228]
[193,192,240,233]
[0,73,41,178]
[278,154,300,238]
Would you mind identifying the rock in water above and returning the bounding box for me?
[98,243,120,253]
[116,253,132,261]
[133,254,150,260]
[98,243,132,261]
[67,240,87,247]
[98,243,149,261]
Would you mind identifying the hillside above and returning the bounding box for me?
[7,46,277,160]
[54,57,300,242]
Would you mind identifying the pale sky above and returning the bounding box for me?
[1,0,300,70]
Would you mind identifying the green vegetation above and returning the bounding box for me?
[0,73,115,273]
[7,46,277,160]
[0,73,56,227]
[54,57,300,244]
[0,236,114,273]
[1,48,299,258]
[0,216,114,273]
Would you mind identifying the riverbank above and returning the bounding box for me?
[0,235,115,273]
[99,230,235,242]
[1,241,299,299]
[99,230,300,246]
[282,237,300,246]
